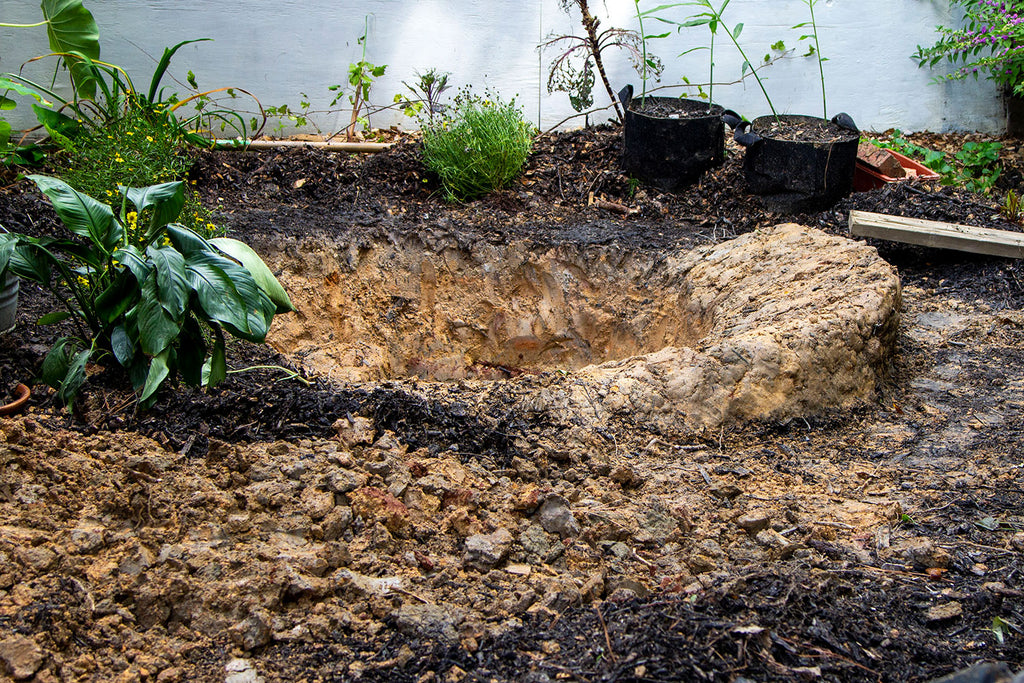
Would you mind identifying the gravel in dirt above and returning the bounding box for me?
[0,126,1022,682]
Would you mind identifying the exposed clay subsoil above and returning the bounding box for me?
[0,126,1022,682]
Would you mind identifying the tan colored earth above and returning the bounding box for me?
[0,224,1020,681]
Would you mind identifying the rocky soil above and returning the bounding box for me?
[0,126,1021,682]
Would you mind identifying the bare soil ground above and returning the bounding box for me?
[0,126,1022,682]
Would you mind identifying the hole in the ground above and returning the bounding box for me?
[261,224,901,430]
[266,235,707,381]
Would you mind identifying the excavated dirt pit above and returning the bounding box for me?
[264,222,901,432]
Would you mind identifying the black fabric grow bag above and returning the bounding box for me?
[619,84,726,191]
[733,113,859,212]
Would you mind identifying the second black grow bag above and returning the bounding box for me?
[619,84,726,191]
[730,112,859,212]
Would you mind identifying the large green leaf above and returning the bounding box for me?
[94,270,138,326]
[211,237,295,313]
[165,223,213,256]
[39,336,90,407]
[58,347,91,407]
[123,182,186,237]
[41,0,101,100]
[202,328,227,388]
[113,244,150,283]
[182,250,252,334]
[36,311,71,326]
[0,77,52,106]
[8,241,52,284]
[0,235,16,275]
[110,325,134,367]
[214,256,276,343]
[169,225,276,342]
[28,175,121,253]
[177,316,207,387]
[136,272,181,356]
[139,348,172,406]
[32,105,81,139]
[146,244,188,318]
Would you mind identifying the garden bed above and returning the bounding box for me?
[0,126,1023,682]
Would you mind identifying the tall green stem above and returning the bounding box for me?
[807,0,826,117]
[634,0,649,100]
[723,26,777,118]
[0,21,48,28]
[709,29,715,107]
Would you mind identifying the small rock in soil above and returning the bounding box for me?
[464,528,513,571]
[925,662,1016,683]
[394,603,462,645]
[736,512,771,535]
[229,613,272,651]
[924,601,964,624]
[334,415,375,447]
[225,658,262,683]
[0,635,45,680]
[536,495,579,538]
[897,537,952,569]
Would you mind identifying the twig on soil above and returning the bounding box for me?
[595,604,617,664]
[588,192,635,216]
[697,466,714,487]
[98,395,138,427]
[814,521,856,531]
[777,636,882,678]
[179,434,197,457]
[956,541,1018,555]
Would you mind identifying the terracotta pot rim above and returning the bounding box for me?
[0,383,31,417]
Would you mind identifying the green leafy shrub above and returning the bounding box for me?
[52,104,217,236]
[421,90,534,201]
[913,0,1024,97]
[0,176,293,408]
[875,130,1002,194]
[954,140,1002,194]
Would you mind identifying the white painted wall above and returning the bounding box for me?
[0,0,1008,135]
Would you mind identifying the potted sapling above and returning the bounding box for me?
[719,0,860,210]
[617,0,729,190]
[542,0,725,189]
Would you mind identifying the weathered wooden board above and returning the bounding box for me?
[849,210,1024,259]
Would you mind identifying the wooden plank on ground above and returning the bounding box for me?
[849,210,1024,259]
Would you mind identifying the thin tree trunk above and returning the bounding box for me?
[576,0,623,121]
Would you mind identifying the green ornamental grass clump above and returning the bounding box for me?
[421,90,534,201]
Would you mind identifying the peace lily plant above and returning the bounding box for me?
[0,176,294,408]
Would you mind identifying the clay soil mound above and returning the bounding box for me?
[0,127,1022,682]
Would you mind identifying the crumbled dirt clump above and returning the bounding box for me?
[0,126,1022,682]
